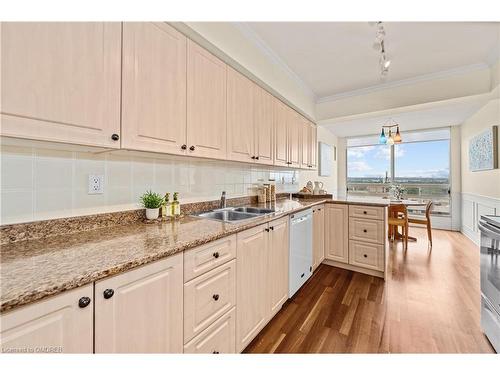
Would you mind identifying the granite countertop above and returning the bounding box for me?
[0,197,388,313]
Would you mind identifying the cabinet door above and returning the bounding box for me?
[274,99,289,167]
[0,285,93,353]
[288,111,301,168]
[227,66,255,162]
[236,224,268,352]
[312,205,325,270]
[0,22,121,148]
[121,22,187,154]
[95,254,183,353]
[187,40,227,159]
[300,117,310,169]
[325,204,349,264]
[254,86,274,165]
[309,123,318,169]
[268,217,289,317]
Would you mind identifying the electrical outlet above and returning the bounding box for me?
[88,175,104,194]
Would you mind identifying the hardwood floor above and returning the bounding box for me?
[244,228,495,353]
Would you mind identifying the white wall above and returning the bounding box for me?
[0,144,300,225]
[299,127,338,196]
[176,22,316,120]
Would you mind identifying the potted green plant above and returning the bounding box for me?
[140,190,164,220]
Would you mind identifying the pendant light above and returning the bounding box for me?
[379,120,402,145]
[394,126,402,143]
[379,128,387,144]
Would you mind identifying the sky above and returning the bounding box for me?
[347,140,450,179]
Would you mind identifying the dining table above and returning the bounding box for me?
[387,199,429,242]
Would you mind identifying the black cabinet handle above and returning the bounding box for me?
[111,133,119,141]
[255,156,259,160]
[189,145,195,151]
[363,211,367,214]
[301,273,305,278]
[181,144,187,150]
[213,351,220,354]
[78,296,91,308]
[212,294,219,301]
[213,252,220,259]
[265,228,270,232]
[269,226,274,231]
[251,156,256,160]
[103,289,114,299]
[363,254,368,258]
[363,229,367,233]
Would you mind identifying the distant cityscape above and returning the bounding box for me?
[347,177,449,184]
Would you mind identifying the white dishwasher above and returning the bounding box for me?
[289,208,313,297]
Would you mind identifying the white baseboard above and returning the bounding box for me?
[461,192,500,246]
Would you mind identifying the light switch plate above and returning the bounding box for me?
[88,174,104,194]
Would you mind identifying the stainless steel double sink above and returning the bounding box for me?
[194,207,275,223]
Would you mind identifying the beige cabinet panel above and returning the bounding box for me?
[95,254,183,353]
[349,217,385,244]
[268,217,289,317]
[349,205,385,221]
[300,118,310,169]
[121,22,187,154]
[183,235,236,282]
[349,240,384,272]
[312,205,325,271]
[325,204,349,264]
[288,111,301,168]
[227,66,255,162]
[184,307,236,354]
[254,86,274,165]
[236,224,268,352]
[184,260,236,343]
[274,99,289,166]
[0,285,93,353]
[0,22,121,148]
[187,40,227,159]
[309,123,318,169]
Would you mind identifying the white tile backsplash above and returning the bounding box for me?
[0,146,300,225]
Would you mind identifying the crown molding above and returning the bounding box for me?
[233,22,317,102]
[317,62,491,103]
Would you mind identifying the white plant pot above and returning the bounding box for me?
[145,208,160,220]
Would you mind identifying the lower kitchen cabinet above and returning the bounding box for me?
[0,285,94,353]
[312,205,325,270]
[236,224,269,352]
[268,217,289,317]
[325,204,349,264]
[94,253,183,353]
[184,307,236,353]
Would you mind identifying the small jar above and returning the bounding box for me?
[258,187,267,203]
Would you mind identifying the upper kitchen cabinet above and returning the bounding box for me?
[227,66,255,162]
[187,40,227,160]
[273,99,289,167]
[288,110,301,168]
[121,22,187,155]
[309,122,318,169]
[253,86,274,165]
[300,118,318,169]
[0,22,121,148]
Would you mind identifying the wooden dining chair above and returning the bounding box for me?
[408,201,433,247]
[387,204,408,250]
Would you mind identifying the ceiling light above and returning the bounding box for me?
[371,22,391,77]
[379,120,402,145]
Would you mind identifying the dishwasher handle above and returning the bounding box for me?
[291,214,311,225]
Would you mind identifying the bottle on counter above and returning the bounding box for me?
[172,192,180,217]
[164,193,171,218]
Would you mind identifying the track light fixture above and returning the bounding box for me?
[372,22,391,76]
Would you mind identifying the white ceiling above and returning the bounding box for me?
[243,22,499,99]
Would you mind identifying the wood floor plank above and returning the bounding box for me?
[244,228,495,353]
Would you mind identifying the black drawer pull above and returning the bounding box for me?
[189,145,195,151]
[181,144,187,150]
[212,294,219,301]
[103,289,114,299]
[213,350,220,354]
[363,211,367,214]
[111,133,119,141]
[363,254,368,258]
[78,297,91,308]
[301,273,305,278]
[213,252,220,259]
[363,229,367,233]
[269,226,274,231]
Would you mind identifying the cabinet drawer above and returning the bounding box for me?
[184,307,236,353]
[349,205,384,221]
[184,260,236,343]
[349,240,384,271]
[184,235,236,282]
[349,217,385,244]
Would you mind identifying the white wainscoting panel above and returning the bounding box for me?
[461,192,500,245]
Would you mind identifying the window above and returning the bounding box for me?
[346,128,451,217]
